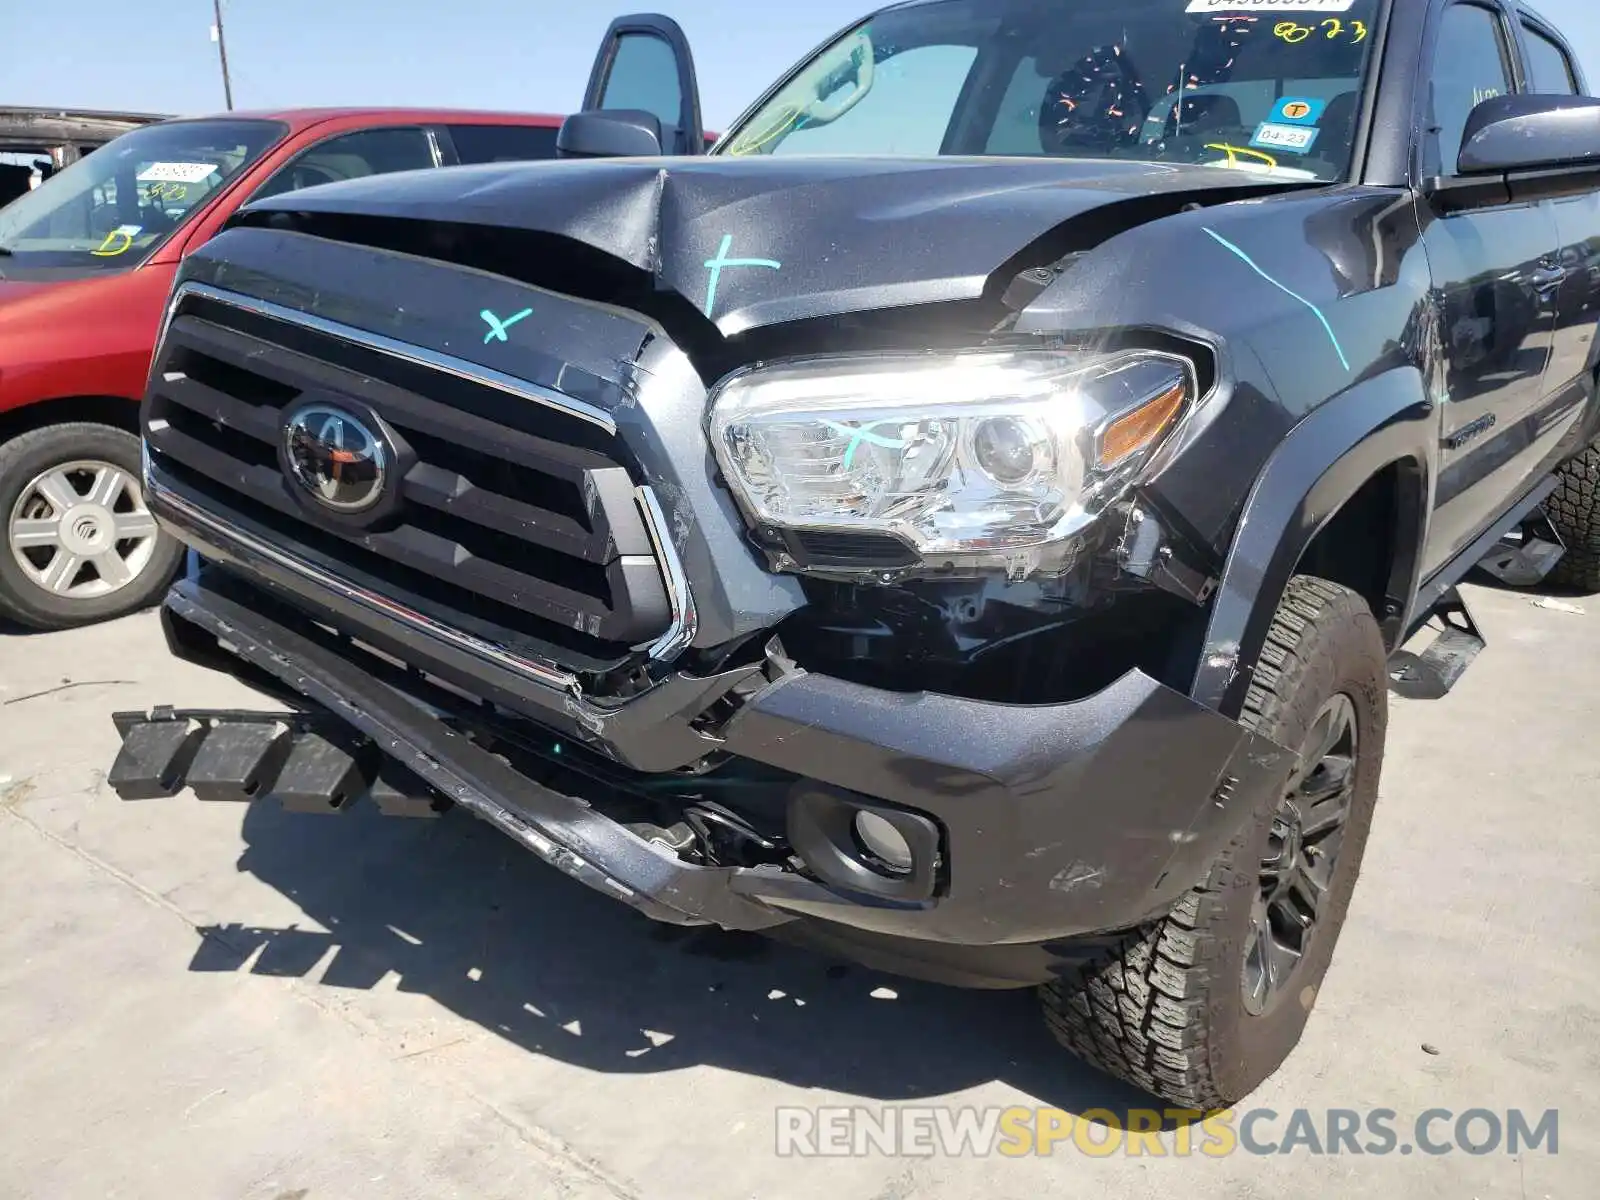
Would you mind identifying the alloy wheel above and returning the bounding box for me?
[7,460,161,600]
[1242,692,1359,1016]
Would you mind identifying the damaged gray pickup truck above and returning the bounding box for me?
[107,0,1600,1106]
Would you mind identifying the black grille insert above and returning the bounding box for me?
[145,297,672,674]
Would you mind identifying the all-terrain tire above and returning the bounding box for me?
[1039,576,1388,1108]
[0,423,183,630]
[1545,442,1600,592]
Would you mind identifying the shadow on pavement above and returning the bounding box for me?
[190,800,1159,1115]
[1463,562,1590,599]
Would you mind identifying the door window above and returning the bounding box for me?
[1427,4,1515,176]
[252,126,435,201]
[1521,26,1578,95]
[447,124,559,164]
[598,33,683,129]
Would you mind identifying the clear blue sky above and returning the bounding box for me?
[8,0,1600,131]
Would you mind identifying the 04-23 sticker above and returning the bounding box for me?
[1251,122,1321,154]
[1251,96,1325,155]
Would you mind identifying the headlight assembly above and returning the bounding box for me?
[707,347,1197,577]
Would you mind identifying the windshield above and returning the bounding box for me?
[720,0,1380,181]
[0,118,284,270]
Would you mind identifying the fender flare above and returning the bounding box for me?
[1190,366,1435,717]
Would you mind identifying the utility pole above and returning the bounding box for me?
[212,0,234,110]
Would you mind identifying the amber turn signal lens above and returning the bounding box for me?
[1097,381,1187,468]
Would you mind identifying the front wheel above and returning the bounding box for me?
[1039,576,1388,1108]
[0,422,184,630]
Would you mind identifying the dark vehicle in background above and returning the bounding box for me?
[109,0,1600,1107]
[0,107,566,630]
[0,107,170,205]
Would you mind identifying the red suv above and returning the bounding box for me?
[0,107,564,629]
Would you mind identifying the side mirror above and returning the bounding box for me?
[556,109,664,159]
[1457,94,1600,175]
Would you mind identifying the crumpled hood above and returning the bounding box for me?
[239,156,1286,334]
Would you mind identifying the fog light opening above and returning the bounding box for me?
[853,810,915,875]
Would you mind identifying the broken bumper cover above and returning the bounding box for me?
[109,573,1291,956]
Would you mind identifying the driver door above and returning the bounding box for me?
[580,14,706,155]
[1419,0,1564,575]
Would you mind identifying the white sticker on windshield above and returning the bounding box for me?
[1186,0,1354,11]
[1251,122,1321,153]
[112,224,143,237]
[136,161,219,184]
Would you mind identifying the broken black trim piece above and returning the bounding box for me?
[107,706,442,816]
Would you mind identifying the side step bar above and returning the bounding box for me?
[1389,587,1486,700]
[108,707,447,817]
[1390,495,1568,700]
[1474,506,1567,588]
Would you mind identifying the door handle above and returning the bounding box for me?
[1532,261,1569,289]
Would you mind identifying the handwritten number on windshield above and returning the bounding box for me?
[90,229,134,257]
[1274,20,1367,45]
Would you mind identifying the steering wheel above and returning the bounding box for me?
[1039,44,1151,153]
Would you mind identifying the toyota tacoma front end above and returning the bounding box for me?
[127,212,1285,966]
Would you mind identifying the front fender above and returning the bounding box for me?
[1191,365,1436,716]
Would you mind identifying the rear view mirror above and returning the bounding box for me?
[556,110,663,159]
[1457,94,1600,175]
[720,30,875,155]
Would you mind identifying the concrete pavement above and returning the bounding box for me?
[0,580,1596,1198]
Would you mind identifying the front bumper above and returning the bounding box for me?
[111,567,1291,971]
